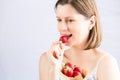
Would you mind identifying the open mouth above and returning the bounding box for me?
[59,34,72,43]
[68,34,72,37]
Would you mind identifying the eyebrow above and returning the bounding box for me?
[56,16,74,19]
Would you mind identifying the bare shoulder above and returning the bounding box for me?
[98,53,119,68]
[39,52,48,65]
[39,52,51,72]
[97,52,120,80]
[101,53,118,63]
[39,52,50,80]
[39,52,47,61]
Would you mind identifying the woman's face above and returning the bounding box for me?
[56,4,92,47]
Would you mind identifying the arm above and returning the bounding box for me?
[39,53,49,80]
[97,55,120,80]
[39,53,59,80]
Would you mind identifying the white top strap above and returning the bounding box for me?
[92,54,109,75]
[84,54,109,80]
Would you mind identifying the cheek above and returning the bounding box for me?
[57,24,61,31]
[68,22,89,35]
[80,22,90,32]
[80,27,89,37]
[72,24,89,37]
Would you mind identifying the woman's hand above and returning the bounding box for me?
[46,41,65,69]
[39,41,65,80]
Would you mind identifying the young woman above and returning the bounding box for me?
[39,0,120,80]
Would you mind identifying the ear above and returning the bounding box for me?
[89,15,96,30]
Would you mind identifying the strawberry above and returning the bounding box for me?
[73,67,82,74]
[62,66,73,77]
[59,35,69,43]
[65,62,75,70]
[72,70,81,77]
[61,62,87,79]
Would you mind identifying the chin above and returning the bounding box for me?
[64,43,70,46]
[64,42,72,47]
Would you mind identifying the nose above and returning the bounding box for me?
[58,22,68,32]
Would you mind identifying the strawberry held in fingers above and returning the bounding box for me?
[59,35,69,43]
[59,34,72,43]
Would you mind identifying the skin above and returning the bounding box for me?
[39,4,120,80]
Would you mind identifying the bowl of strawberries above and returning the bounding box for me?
[60,62,87,80]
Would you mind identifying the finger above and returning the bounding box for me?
[52,41,61,45]
[59,42,65,57]
[49,42,59,52]
[46,51,57,63]
[59,41,65,50]
[51,41,64,50]
[54,45,61,59]
[48,41,64,61]
[49,44,61,59]
[59,41,63,49]
[58,46,64,56]
[55,45,64,60]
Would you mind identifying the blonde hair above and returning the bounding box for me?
[55,0,102,50]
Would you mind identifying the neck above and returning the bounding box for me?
[64,47,92,64]
[71,47,89,55]
[70,46,98,57]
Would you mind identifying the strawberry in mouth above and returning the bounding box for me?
[59,34,72,43]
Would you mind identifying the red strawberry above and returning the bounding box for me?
[74,67,82,74]
[59,35,69,43]
[62,66,73,77]
[72,71,81,77]
[65,62,75,70]
[61,62,87,78]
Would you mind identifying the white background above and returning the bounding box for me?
[0,0,120,80]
